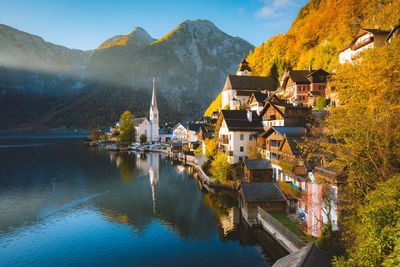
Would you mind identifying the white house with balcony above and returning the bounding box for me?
[215,110,263,164]
[338,29,389,64]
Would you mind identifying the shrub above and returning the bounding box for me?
[194,145,203,155]
[182,145,189,151]
[279,160,294,174]
[279,181,302,198]
[211,154,232,182]
[315,97,327,109]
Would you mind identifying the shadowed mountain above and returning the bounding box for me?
[0,20,253,130]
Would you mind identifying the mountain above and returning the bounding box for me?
[247,0,400,78]
[0,20,253,130]
[0,24,92,96]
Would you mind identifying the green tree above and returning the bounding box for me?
[334,176,400,266]
[139,134,147,145]
[211,153,232,182]
[119,111,136,144]
[315,97,328,109]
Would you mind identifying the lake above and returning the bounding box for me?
[0,135,287,266]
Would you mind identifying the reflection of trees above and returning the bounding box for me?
[117,153,137,183]
[202,191,237,219]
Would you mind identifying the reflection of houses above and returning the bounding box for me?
[218,207,240,236]
[281,67,330,106]
[338,29,390,64]
[239,182,286,226]
[243,159,273,183]
[221,58,277,110]
[215,110,263,164]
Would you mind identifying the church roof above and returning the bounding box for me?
[223,75,278,91]
[133,117,148,126]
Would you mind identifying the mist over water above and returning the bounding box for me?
[0,136,287,266]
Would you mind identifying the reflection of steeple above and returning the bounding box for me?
[149,153,159,215]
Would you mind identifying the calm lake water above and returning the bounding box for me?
[0,135,287,266]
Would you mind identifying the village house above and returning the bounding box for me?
[159,126,172,143]
[197,124,215,154]
[239,182,287,225]
[259,100,312,128]
[215,110,263,164]
[281,66,330,106]
[248,92,280,115]
[243,159,273,183]
[172,122,188,141]
[186,123,204,149]
[221,58,277,110]
[338,29,390,64]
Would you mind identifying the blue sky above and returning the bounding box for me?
[0,0,309,50]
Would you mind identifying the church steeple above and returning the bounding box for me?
[151,77,158,111]
[149,77,159,143]
[236,57,252,76]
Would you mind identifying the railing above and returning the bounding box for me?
[257,207,305,250]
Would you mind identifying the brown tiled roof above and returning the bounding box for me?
[221,110,263,132]
[224,75,278,91]
[241,182,286,202]
[243,159,272,170]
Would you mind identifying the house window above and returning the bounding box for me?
[249,135,252,141]
[240,146,244,152]
[299,96,306,101]
[299,86,306,91]
[240,134,244,141]
[320,85,326,90]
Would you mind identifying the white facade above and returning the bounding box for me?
[134,118,150,143]
[218,120,256,164]
[339,32,375,64]
[149,78,159,143]
[172,123,188,141]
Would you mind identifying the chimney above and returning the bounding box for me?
[247,111,253,122]
[309,65,312,72]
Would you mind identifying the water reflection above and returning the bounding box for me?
[0,138,287,266]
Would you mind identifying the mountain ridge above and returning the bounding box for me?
[0,19,254,130]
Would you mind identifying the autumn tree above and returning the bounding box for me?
[211,153,232,182]
[246,140,262,160]
[313,40,400,265]
[204,138,218,160]
[119,111,136,144]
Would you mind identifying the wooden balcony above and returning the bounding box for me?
[218,137,229,144]
[352,36,373,51]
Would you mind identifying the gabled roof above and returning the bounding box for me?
[249,92,269,103]
[281,69,330,88]
[339,28,391,52]
[280,133,305,155]
[159,126,172,134]
[260,101,312,118]
[272,242,332,267]
[240,182,286,202]
[260,126,306,138]
[133,117,148,126]
[216,110,263,132]
[243,159,272,170]
[172,122,187,131]
[223,74,278,91]
[187,123,204,132]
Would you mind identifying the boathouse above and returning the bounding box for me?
[239,182,286,226]
[243,159,273,183]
